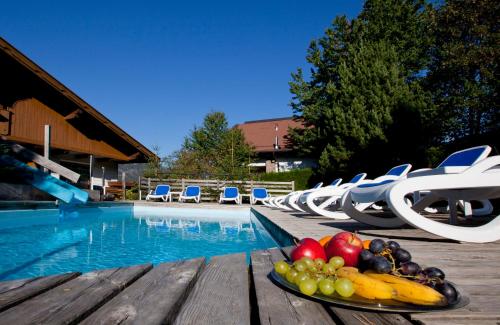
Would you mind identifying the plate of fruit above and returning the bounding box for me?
[271,232,469,312]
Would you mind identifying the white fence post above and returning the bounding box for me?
[122,172,126,200]
[138,176,142,200]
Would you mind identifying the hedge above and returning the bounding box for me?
[256,168,313,191]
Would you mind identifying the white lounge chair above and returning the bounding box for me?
[387,148,500,243]
[263,195,282,208]
[219,187,240,204]
[179,185,201,203]
[290,178,343,212]
[270,196,294,210]
[343,146,497,241]
[340,164,413,226]
[277,182,323,211]
[303,173,368,218]
[251,188,270,204]
[145,184,172,202]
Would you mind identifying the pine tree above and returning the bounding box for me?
[288,0,434,177]
[425,0,499,142]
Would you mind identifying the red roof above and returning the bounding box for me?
[235,117,304,153]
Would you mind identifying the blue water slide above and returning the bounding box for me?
[0,155,88,204]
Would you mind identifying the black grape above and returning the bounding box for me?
[400,262,421,276]
[358,249,375,270]
[372,256,392,273]
[423,267,445,280]
[393,248,412,264]
[386,240,400,252]
[359,249,375,264]
[436,281,458,304]
[369,239,385,254]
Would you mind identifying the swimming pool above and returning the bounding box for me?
[0,205,279,280]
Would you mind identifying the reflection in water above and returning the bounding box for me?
[141,216,254,238]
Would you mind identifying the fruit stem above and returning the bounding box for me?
[381,249,397,272]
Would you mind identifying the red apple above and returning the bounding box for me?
[291,238,327,262]
[332,232,363,248]
[299,237,321,246]
[325,233,363,267]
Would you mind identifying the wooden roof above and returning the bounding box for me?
[0,37,155,162]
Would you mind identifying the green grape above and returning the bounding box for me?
[308,265,319,273]
[335,278,355,297]
[294,271,310,286]
[293,261,307,272]
[285,269,299,283]
[329,256,345,269]
[274,261,290,276]
[322,263,336,275]
[299,278,318,296]
[318,279,335,296]
[314,258,326,269]
[314,273,326,283]
[300,257,314,268]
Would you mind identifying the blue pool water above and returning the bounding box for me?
[0,205,279,280]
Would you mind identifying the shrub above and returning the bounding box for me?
[257,168,313,190]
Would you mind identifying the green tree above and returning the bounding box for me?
[358,0,434,79]
[289,0,435,177]
[288,15,357,159]
[143,145,163,178]
[168,111,254,178]
[325,40,430,175]
[425,0,499,142]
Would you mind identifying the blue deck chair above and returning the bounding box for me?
[219,187,240,204]
[251,188,270,205]
[146,184,171,202]
[179,185,201,203]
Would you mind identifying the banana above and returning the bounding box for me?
[336,267,395,300]
[364,271,447,306]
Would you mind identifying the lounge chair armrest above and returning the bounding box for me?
[372,175,405,182]
[463,155,500,174]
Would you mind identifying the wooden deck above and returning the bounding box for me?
[0,206,498,324]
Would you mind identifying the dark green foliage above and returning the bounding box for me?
[289,0,435,178]
[125,185,139,200]
[288,0,498,176]
[358,0,434,78]
[425,0,499,142]
[258,168,314,190]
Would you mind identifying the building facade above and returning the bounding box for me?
[235,117,315,173]
[0,37,154,192]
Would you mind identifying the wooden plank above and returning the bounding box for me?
[0,272,79,312]
[0,264,152,325]
[281,246,412,325]
[410,294,500,321]
[420,320,500,325]
[173,253,250,325]
[64,109,82,120]
[81,258,205,325]
[1,139,80,183]
[251,249,336,325]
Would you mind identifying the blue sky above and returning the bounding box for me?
[1,1,363,156]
